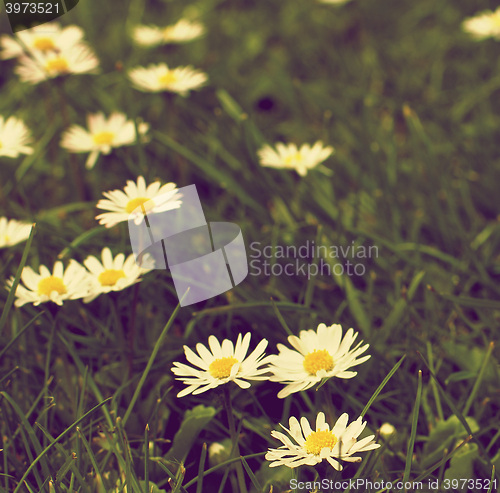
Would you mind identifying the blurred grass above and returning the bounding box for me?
[1,0,500,491]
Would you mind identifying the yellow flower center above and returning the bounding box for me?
[93,131,115,146]
[125,197,155,214]
[162,27,174,40]
[33,37,56,51]
[0,234,10,246]
[38,276,67,296]
[284,153,303,165]
[98,269,126,286]
[305,430,338,456]
[45,57,69,74]
[0,139,2,149]
[303,349,334,376]
[159,72,178,87]
[209,356,239,379]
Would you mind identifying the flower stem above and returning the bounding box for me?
[222,385,248,493]
[54,78,87,202]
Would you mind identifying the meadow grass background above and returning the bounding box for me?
[1,0,500,491]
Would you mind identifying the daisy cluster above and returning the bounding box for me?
[0,6,401,482]
[0,17,335,175]
[172,323,381,471]
[3,175,181,306]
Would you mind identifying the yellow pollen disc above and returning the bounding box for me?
[0,234,9,246]
[284,152,303,165]
[33,37,55,51]
[0,140,2,149]
[159,72,178,86]
[209,356,239,379]
[303,349,334,376]
[162,27,174,40]
[305,430,338,456]
[45,57,69,74]
[93,131,115,146]
[38,276,67,296]
[125,197,155,214]
[98,269,126,286]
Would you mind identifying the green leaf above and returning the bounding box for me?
[165,405,216,465]
[216,89,246,122]
[444,442,479,491]
[250,460,293,493]
[422,415,479,469]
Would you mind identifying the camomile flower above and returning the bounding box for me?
[171,333,274,397]
[132,19,205,47]
[60,112,150,169]
[14,42,99,84]
[0,217,32,248]
[268,323,370,399]
[128,63,208,96]
[82,247,154,303]
[95,176,183,228]
[266,412,380,470]
[0,115,34,158]
[6,260,90,307]
[257,141,334,176]
[462,7,500,41]
[0,22,85,59]
[318,0,353,4]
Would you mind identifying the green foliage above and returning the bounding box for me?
[1,0,500,491]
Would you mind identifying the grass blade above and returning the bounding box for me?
[462,341,494,416]
[240,455,262,492]
[0,311,44,361]
[76,427,105,493]
[0,223,35,337]
[270,298,294,337]
[122,290,187,427]
[403,370,422,485]
[12,397,112,493]
[360,355,406,417]
[196,443,207,493]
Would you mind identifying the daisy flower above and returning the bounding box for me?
[14,42,99,85]
[171,333,274,397]
[266,412,380,470]
[268,323,370,399]
[0,22,85,59]
[95,176,183,228]
[60,112,150,169]
[128,63,208,96]
[462,7,500,41]
[132,19,205,47]
[0,217,32,248]
[6,260,90,307]
[318,0,353,4]
[257,141,334,176]
[82,247,153,303]
[0,115,34,158]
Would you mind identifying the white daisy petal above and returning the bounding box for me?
[6,260,90,307]
[0,217,32,248]
[268,322,370,398]
[266,412,379,470]
[95,176,182,228]
[257,140,334,176]
[128,62,207,96]
[0,116,34,158]
[171,333,270,397]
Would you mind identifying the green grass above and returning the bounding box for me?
[1,0,500,492]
